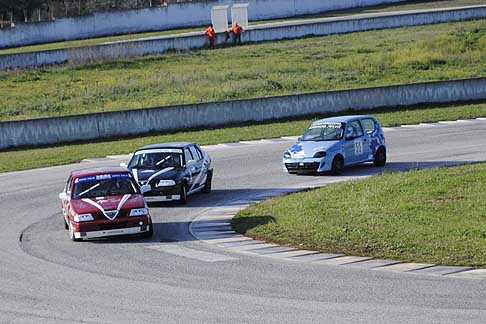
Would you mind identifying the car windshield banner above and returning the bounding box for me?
[310,122,343,129]
[75,173,131,183]
[135,149,183,155]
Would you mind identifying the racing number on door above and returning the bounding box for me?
[354,139,363,155]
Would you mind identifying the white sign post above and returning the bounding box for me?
[231,3,249,30]
[211,5,229,33]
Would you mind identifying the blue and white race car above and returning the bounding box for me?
[283,115,386,174]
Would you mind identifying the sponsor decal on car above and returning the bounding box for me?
[75,173,131,183]
[134,149,183,155]
[310,122,343,129]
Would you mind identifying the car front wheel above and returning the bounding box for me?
[179,183,188,205]
[68,222,81,242]
[331,155,344,175]
[142,219,154,238]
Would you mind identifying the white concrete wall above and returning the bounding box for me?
[1,78,484,150]
[1,6,484,70]
[0,0,404,49]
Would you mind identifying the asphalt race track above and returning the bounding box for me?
[2,120,486,323]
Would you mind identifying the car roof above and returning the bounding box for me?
[71,167,130,178]
[136,142,194,151]
[312,115,375,125]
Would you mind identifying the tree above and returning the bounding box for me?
[16,0,44,22]
[0,0,17,26]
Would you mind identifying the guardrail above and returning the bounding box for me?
[0,0,404,49]
[1,77,485,150]
[1,5,485,70]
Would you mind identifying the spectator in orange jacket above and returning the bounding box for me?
[231,23,243,45]
[205,24,216,49]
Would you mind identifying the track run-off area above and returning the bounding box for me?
[0,120,485,323]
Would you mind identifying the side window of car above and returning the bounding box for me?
[361,119,376,135]
[345,120,364,140]
[195,146,204,160]
[189,146,202,161]
[65,176,72,193]
[184,148,193,164]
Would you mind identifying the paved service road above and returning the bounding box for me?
[1,120,486,323]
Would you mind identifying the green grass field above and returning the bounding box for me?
[0,19,484,121]
[1,101,485,174]
[0,0,481,55]
[232,162,486,267]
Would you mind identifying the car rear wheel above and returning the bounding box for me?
[374,146,387,167]
[331,155,344,175]
[179,183,188,205]
[202,171,212,194]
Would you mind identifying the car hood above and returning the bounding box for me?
[287,141,340,158]
[71,194,145,214]
[131,167,182,183]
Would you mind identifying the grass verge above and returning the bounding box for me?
[0,0,481,55]
[0,19,485,121]
[1,101,485,174]
[232,162,486,267]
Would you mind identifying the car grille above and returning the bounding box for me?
[98,222,128,230]
[285,162,320,172]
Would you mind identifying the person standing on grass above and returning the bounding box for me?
[231,22,243,45]
[205,23,216,49]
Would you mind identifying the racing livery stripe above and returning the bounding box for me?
[147,167,175,184]
[81,194,131,220]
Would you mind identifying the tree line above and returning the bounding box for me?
[0,1,177,26]
[0,0,49,24]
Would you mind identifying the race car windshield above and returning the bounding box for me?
[73,175,139,199]
[128,152,183,169]
[301,124,344,141]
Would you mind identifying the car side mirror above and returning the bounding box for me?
[298,137,302,141]
[120,162,128,168]
[140,184,151,194]
[59,192,68,200]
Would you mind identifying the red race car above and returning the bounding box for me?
[59,167,153,241]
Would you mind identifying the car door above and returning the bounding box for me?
[61,176,73,223]
[195,144,210,181]
[188,145,205,190]
[184,147,197,190]
[360,118,377,161]
[343,120,367,164]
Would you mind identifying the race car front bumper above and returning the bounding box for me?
[143,183,182,202]
[73,225,150,239]
[283,157,330,173]
[145,195,181,202]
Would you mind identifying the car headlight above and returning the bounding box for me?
[313,151,326,158]
[130,208,149,217]
[74,213,94,222]
[283,152,291,159]
[157,180,176,187]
